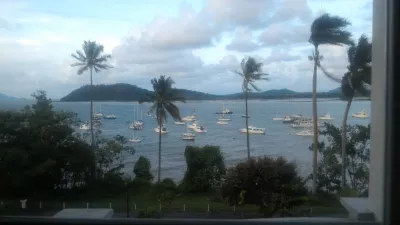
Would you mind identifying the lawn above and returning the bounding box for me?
[0,192,347,217]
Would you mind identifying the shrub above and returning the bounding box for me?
[181,145,226,193]
[131,177,152,194]
[134,156,153,181]
[221,156,308,217]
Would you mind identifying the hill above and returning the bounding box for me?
[60,83,343,102]
[0,93,21,101]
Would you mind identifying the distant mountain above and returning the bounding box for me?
[60,83,344,102]
[327,87,341,94]
[0,93,19,101]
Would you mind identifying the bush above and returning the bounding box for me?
[131,177,152,194]
[181,145,226,193]
[134,156,153,181]
[136,206,162,218]
[221,156,308,217]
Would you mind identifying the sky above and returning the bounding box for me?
[0,0,372,99]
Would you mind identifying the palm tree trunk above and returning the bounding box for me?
[341,97,353,188]
[311,46,319,194]
[158,108,162,183]
[90,67,94,147]
[245,86,250,159]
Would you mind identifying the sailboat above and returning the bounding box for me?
[94,104,103,117]
[218,114,231,121]
[134,107,144,126]
[215,102,233,114]
[129,107,143,130]
[272,102,284,121]
[128,130,141,143]
[182,124,196,140]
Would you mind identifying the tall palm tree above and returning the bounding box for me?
[71,41,112,147]
[143,75,184,182]
[317,35,371,189]
[309,13,353,194]
[233,57,268,159]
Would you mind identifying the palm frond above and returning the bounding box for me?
[317,65,341,83]
[71,51,86,62]
[164,102,182,121]
[248,81,261,92]
[309,13,353,47]
[71,62,86,67]
[77,66,89,75]
[94,55,112,64]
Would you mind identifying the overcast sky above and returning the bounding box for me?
[0,0,372,99]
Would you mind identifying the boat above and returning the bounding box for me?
[174,121,186,125]
[215,103,233,114]
[282,116,295,123]
[154,126,169,134]
[291,114,302,119]
[79,123,90,130]
[272,103,284,120]
[319,113,334,120]
[187,121,200,129]
[352,109,369,119]
[296,129,314,136]
[94,105,103,117]
[146,112,152,117]
[182,123,196,140]
[218,114,231,121]
[134,108,144,126]
[242,114,250,118]
[103,114,116,119]
[182,116,196,122]
[193,125,207,133]
[182,136,195,141]
[128,130,141,143]
[290,119,324,128]
[217,121,228,125]
[240,126,265,134]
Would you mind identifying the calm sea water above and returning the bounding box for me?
[0,99,371,181]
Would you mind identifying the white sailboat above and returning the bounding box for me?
[134,107,144,126]
[174,120,185,125]
[193,125,207,133]
[217,121,228,125]
[319,113,334,120]
[239,126,265,134]
[352,109,369,119]
[182,124,196,140]
[272,102,284,121]
[296,129,314,136]
[218,114,231,121]
[94,104,103,117]
[128,130,141,143]
[187,121,200,130]
[154,126,169,134]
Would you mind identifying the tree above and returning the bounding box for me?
[317,35,371,188]
[233,57,268,159]
[181,145,226,193]
[308,13,353,194]
[134,156,153,181]
[141,75,184,182]
[309,124,370,194]
[222,156,308,217]
[71,40,112,147]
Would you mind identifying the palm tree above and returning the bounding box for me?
[143,75,184,182]
[317,35,371,189]
[233,57,268,159]
[308,13,353,194]
[71,41,112,147]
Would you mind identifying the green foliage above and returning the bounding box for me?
[309,123,370,194]
[181,145,226,193]
[309,13,353,47]
[136,206,162,218]
[221,156,308,217]
[134,156,153,181]
[0,90,134,199]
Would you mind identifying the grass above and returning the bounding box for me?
[0,192,347,217]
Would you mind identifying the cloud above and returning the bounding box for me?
[0,0,372,98]
[226,27,262,52]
